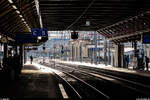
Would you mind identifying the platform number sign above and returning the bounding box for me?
[31,28,48,37]
[40,28,48,36]
[31,28,40,36]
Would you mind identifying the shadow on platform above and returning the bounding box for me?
[0,63,62,99]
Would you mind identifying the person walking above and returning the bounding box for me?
[30,55,33,64]
[145,56,149,71]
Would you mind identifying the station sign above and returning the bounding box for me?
[142,33,150,44]
[16,34,37,43]
[31,28,48,37]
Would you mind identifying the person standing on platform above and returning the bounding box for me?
[30,55,33,64]
[125,55,130,68]
[145,56,149,71]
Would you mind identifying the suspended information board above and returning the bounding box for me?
[31,28,48,37]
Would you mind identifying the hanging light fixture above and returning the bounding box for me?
[12,5,17,9]
[86,20,90,26]
[8,0,31,32]
[8,0,13,3]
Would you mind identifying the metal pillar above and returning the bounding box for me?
[90,49,93,64]
[114,44,124,67]
[24,47,26,64]
[54,47,56,60]
[118,44,124,67]
[72,45,74,61]
[80,46,82,62]
[94,31,97,64]
[118,44,121,67]
[98,35,101,64]
[4,43,8,58]
[108,40,111,65]
[141,43,144,60]
[19,44,24,67]
[133,41,137,69]
[76,46,78,61]
[133,41,137,57]
[98,49,101,64]
[104,38,107,66]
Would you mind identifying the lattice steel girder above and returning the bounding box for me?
[104,29,112,38]
[99,12,150,39]
[97,30,105,37]
[101,30,110,38]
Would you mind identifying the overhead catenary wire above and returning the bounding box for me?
[66,0,96,30]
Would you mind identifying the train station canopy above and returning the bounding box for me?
[1,0,150,44]
[39,0,150,43]
[0,0,47,45]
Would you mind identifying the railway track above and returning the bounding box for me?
[39,60,150,99]
[45,61,150,98]
[56,64,150,97]
[76,65,150,86]
[50,67,110,99]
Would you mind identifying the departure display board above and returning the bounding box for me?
[143,33,150,43]
[71,31,78,39]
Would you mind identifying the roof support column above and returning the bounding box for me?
[80,45,82,62]
[133,41,137,57]
[94,31,98,65]
[104,38,107,66]
[4,43,8,59]
[74,45,76,61]
[24,47,27,64]
[76,46,78,61]
[114,43,124,67]
[19,44,24,68]
[133,41,138,69]
[72,44,74,61]
[108,40,111,65]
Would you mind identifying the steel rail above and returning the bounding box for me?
[57,63,150,96]
[51,70,82,99]
[58,70,110,99]
[41,62,110,99]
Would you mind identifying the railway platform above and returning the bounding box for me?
[51,59,150,78]
[0,62,62,99]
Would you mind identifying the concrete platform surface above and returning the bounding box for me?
[0,63,62,99]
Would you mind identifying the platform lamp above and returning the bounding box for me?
[86,20,90,26]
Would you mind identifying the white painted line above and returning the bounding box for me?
[59,84,69,99]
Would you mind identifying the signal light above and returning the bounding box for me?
[71,31,78,39]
